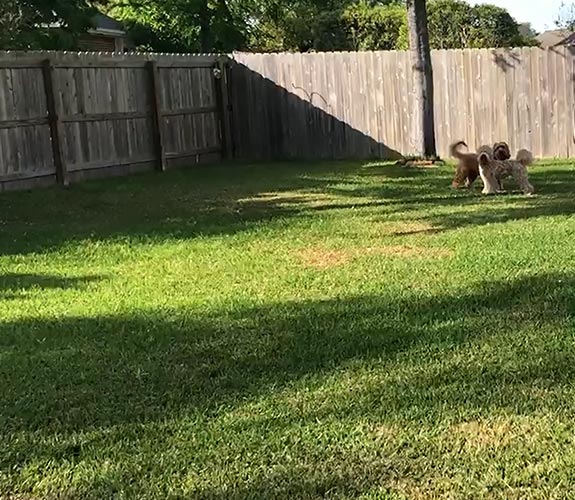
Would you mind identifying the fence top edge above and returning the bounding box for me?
[231,46,568,57]
[0,50,227,56]
[0,50,232,63]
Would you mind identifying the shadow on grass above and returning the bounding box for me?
[0,274,101,300]
[422,168,575,231]
[1,272,574,436]
[0,162,572,256]
[0,162,368,256]
[356,167,575,233]
[2,272,575,498]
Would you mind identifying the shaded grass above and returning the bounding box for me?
[1,159,575,499]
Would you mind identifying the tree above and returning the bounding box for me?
[245,0,358,52]
[107,0,536,53]
[0,0,98,50]
[518,22,538,39]
[427,0,537,49]
[427,0,472,49]
[343,2,407,51]
[468,4,529,48]
[107,0,249,53]
[406,0,436,158]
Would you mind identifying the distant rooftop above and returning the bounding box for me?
[91,13,124,33]
[45,11,125,34]
[535,29,575,48]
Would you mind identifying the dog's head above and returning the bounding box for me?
[493,142,511,161]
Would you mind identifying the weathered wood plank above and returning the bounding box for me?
[42,59,68,186]
[147,61,167,172]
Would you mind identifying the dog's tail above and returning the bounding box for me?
[516,149,534,167]
[449,141,468,160]
[477,145,493,167]
[478,152,491,167]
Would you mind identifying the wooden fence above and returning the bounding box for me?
[230,47,575,160]
[0,51,230,191]
[0,47,574,191]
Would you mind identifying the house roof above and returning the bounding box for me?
[44,11,125,36]
[535,29,575,48]
[92,13,124,33]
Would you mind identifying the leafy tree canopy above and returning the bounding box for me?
[0,0,99,49]
[0,0,539,52]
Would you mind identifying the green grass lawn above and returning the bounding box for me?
[1,159,575,499]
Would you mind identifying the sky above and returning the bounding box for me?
[470,0,565,33]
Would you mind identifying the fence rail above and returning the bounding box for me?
[0,52,228,191]
[0,47,574,191]
[231,47,575,161]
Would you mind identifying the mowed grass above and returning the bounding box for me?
[1,159,575,499]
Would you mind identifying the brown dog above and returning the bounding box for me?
[493,142,511,161]
[478,148,535,195]
[450,140,511,188]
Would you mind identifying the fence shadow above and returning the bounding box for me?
[0,273,101,299]
[229,61,405,162]
[0,162,573,256]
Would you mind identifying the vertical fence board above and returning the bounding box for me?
[0,48,573,190]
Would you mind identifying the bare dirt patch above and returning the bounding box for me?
[239,191,336,208]
[448,419,538,450]
[297,248,353,269]
[297,245,453,269]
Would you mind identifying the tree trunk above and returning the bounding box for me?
[198,0,212,52]
[406,0,437,158]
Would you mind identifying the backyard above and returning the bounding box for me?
[1,159,575,499]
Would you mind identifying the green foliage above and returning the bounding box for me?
[0,0,98,50]
[253,0,534,53]
[384,0,537,50]
[107,0,248,52]
[4,0,536,52]
[343,2,407,51]
[427,0,472,49]
[427,0,538,49]
[468,3,530,48]
[245,0,358,52]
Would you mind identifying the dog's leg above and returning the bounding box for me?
[511,167,535,195]
[467,170,478,189]
[452,166,467,188]
[479,168,498,195]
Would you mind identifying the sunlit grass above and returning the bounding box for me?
[1,159,575,499]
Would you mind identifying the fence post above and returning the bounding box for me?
[147,61,167,172]
[214,57,233,160]
[41,59,68,186]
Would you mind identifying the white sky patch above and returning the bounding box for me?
[469,0,565,32]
